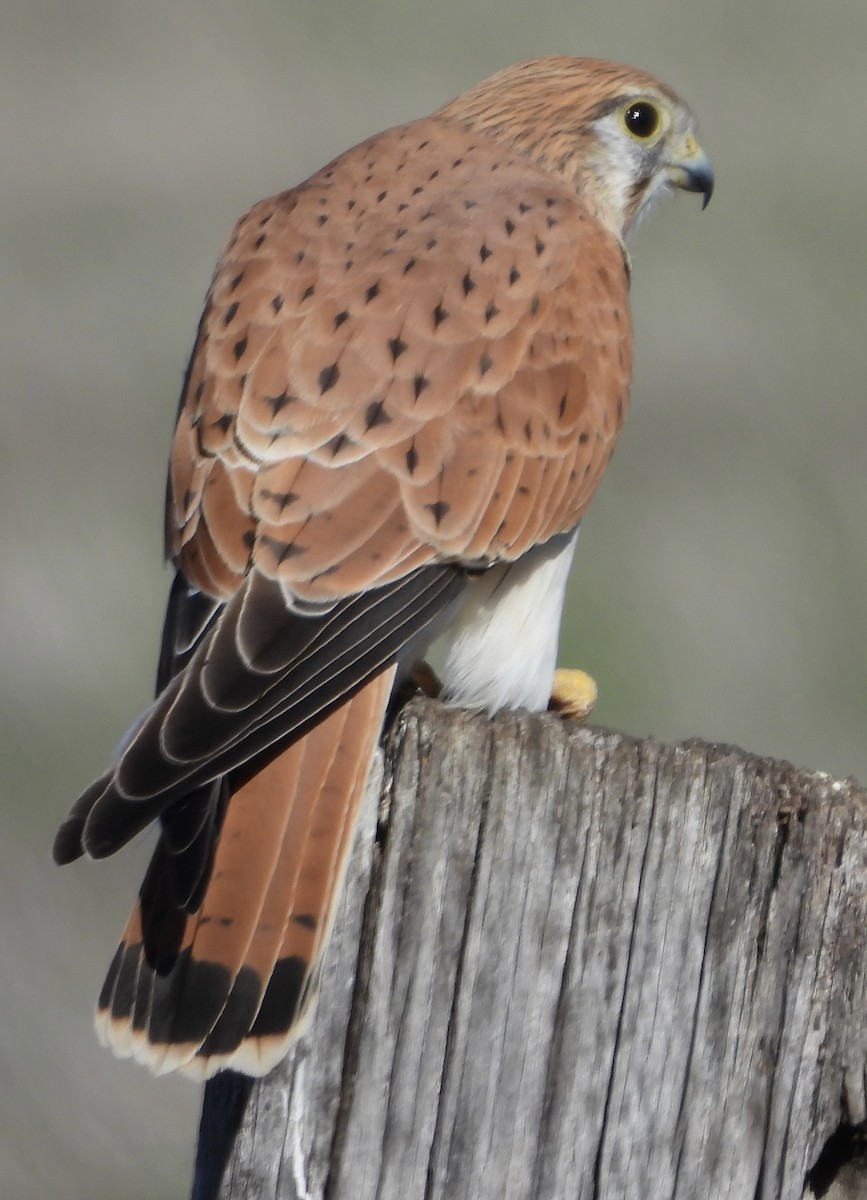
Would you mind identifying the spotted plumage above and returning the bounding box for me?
[55,55,712,1078]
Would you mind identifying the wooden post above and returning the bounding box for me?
[191,701,866,1200]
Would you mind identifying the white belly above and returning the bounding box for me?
[430,527,579,714]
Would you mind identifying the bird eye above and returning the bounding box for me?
[622,101,660,140]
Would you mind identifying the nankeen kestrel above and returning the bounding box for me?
[54,56,712,1078]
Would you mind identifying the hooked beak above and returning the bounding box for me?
[666,132,714,209]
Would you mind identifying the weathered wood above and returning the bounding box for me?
[191,701,866,1200]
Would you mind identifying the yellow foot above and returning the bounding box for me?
[411,660,442,698]
[549,668,598,721]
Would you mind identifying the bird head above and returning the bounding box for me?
[438,56,713,240]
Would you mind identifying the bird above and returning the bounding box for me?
[54,55,712,1080]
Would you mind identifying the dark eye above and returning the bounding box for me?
[623,101,660,139]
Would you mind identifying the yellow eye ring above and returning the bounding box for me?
[622,100,661,140]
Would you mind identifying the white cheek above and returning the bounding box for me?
[431,527,579,713]
[582,126,646,239]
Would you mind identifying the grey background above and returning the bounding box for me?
[3,1,865,1195]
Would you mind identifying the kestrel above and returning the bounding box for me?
[54,56,712,1079]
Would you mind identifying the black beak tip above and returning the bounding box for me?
[691,163,714,210]
[676,156,714,210]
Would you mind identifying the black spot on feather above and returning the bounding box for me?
[425,500,450,526]
[365,400,391,429]
[318,362,340,394]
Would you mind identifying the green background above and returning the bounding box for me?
[3,1,865,1195]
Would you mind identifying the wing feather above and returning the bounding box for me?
[167,114,631,606]
[54,563,462,862]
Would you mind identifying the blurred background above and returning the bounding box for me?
[2,0,865,1195]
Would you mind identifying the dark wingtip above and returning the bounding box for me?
[53,817,86,865]
[53,772,114,863]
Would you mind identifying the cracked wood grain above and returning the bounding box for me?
[191,702,866,1200]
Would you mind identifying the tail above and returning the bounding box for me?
[94,671,393,1079]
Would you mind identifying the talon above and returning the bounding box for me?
[411,660,442,699]
[549,668,598,721]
